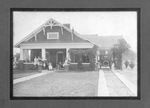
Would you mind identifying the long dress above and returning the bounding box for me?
[48,63,52,70]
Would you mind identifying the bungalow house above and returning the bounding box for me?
[14,18,127,70]
[82,35,125,68]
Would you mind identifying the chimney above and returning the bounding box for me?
[63,24,70,29]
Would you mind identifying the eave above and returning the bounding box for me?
[14,18,97,48]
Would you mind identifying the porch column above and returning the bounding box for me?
[96,55,98,63]
[29,49,31,62]
[97,50,100,68]
[20,48,24,60]
[97,50,100,61]
[42,48,46,60]
[66,48,70,59]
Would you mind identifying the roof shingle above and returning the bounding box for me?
[82,35,122,48]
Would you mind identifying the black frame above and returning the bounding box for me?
[10,8,141,100]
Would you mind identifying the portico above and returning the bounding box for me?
[19,43,94,67]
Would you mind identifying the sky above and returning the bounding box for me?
[13,11,137,53]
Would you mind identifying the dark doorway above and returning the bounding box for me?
[57,52,64,64]
[46,49,66,68]
[31,49,41,62]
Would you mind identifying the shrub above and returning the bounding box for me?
[129,62,135,69]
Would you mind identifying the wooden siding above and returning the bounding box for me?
[25,26,86,43]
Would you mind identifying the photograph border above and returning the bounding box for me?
[10,8,141,100]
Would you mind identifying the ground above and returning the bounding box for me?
[119,67,137,87]
[13,70,40,79]
[13,71,99,97]
[104,69,134,96]
[13,66,137,97]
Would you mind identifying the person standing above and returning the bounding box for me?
[34,57,38,69]
[125,60,129,68]
[48,62,53,70]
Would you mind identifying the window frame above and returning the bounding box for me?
[71,54,90,63]
[47,32,59,39]
[81,55,89,63]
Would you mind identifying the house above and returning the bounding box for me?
[14,18,99,69]
[82,35,125,68]
[14,18,128,70]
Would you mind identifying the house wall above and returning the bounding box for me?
[18,23,94,63]
[69,63,92,71]
[27,26,86,43]
[28,35,35,42]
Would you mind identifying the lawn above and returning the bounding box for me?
[13,70,41,79]
[104,69,134,96]
[118,67,137,87]
[13,71,99,97]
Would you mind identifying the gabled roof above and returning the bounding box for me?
[81,34,100,47]
[99,36,123,48]
[14,18,94,47]
[14,18,126,49]
[82,35,123,49]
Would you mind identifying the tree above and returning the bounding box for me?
[129,62,135,69]
[111,38,130,70]
[123,49,137,63]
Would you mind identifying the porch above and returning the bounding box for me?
[17,43,95,71]
[18,48,93,70]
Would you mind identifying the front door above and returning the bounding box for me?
[57,52,64,64]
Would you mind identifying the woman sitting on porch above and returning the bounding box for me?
[56,61,62,70]
[34,57,38,69]
[48,62,53,70]
[63,58,69,71]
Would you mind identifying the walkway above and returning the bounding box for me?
[98,69,137,96]
[112,70,137,96]
[98,70,109,96]
[13,70,53,84]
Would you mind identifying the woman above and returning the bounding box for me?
[34,57,38,69]
[48,62,53,70]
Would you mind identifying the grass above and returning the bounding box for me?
[13,71,99,97]
[13,70,41,79]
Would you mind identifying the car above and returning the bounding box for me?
[99,52,113,69]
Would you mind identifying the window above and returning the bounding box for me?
[82,55,89,63]
[70,53,89,63]
[47,32,59,39]
[70,53,74,63]
[75,54,78,63]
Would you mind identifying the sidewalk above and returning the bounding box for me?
[13,70,53,84]
[116,68,137,87]
[112,68,137,96]
[98,69,137,96]
[98,70,109,96]
[113,70,137,96]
